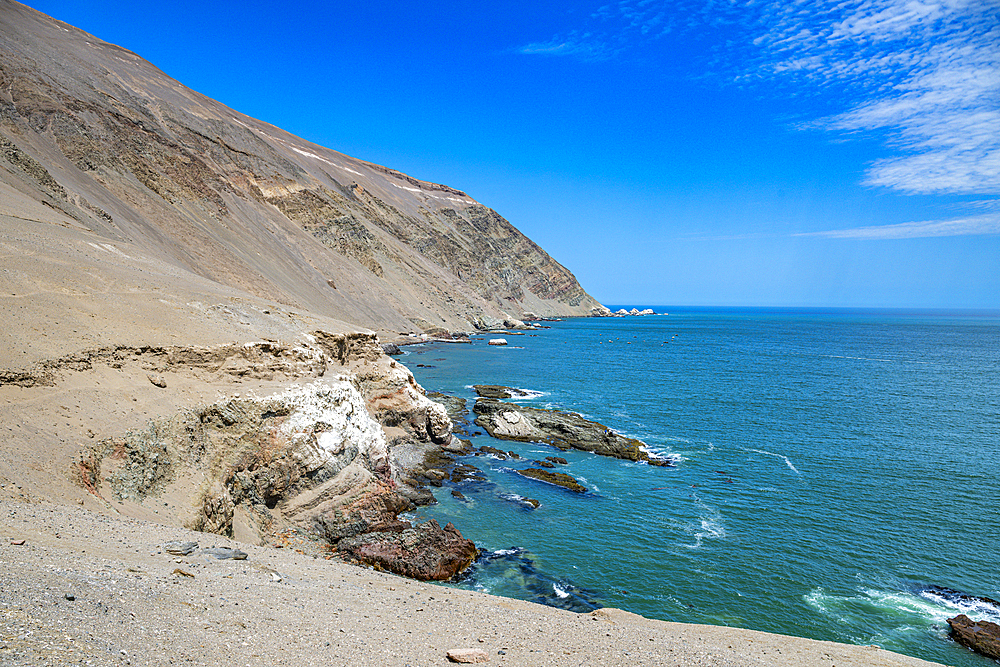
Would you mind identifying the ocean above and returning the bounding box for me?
[399,307,1000,667]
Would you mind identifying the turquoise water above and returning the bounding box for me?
[400,308,1000,666]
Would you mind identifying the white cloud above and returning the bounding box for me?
[517,0,1000,199]
[797,214,1000,239]
[749,0,1000,196]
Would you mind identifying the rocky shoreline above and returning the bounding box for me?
[0,500,945,667]
[0,331,955,667]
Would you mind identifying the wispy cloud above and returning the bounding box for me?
[796,214,1000,240]
[514,1,676,61]
[517,31,616,61]
[516,1,1000,200]
[750,0,1000,196]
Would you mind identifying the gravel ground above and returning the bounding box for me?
[0,501,947,667]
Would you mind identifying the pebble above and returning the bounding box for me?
[447,648,489,663]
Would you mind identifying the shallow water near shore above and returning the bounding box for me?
[400,308,1000,667]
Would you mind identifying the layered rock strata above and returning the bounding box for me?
[70,333,475,580]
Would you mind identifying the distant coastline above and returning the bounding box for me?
[604,304,1000,318]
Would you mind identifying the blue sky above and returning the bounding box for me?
[25,0,1000,308]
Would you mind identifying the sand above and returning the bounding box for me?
[0,501,946,667]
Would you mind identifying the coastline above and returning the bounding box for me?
[1,500,943,667]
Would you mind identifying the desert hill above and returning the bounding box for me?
[0,0,603,371]
[0,5,954,665]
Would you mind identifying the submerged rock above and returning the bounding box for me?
[337,519,478,581]
[457,547,603,613]
[473,398,668,465]
[948,614,1000,660]
[516,468,587,493]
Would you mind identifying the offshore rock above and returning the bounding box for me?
[516,468,587,493]
[948,614,1000,660]
[338,519,478,581]
[473,398,662,464]
[473,385,533,399]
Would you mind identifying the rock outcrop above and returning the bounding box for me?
[516,468,588,493]
[71,333,477,581]
[473,396,673,465]
[337,519,478,581]
[948,614,1000,660]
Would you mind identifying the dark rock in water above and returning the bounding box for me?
[948,614,1000,660]
[456,547,603,613]
[499,492,541,510]
[921,585,1000,609]
[427,392,471,435]
[533,459,555,468]
[545,456,568,465]
[516,468,587,493]
[338,519,478,581]
[381,343,403,355]
[478,445,508,460]
[450,463,486,484]
[507,451,520,459]
[474,398,659,464]
[451,489,467,501]
[473,385,533,399]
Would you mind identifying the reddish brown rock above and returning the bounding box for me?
[948,614,1000,660]
[337,519,478,581]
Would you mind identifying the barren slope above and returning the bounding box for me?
[0,0,604,372]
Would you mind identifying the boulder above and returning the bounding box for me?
[337,519,478,581]
[163,541,198,556]
[488,338,508,346]
[380,343,403,355]
[516,468,587,493]
[948,614,1000,660]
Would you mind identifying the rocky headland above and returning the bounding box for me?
[0,2,958,666]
